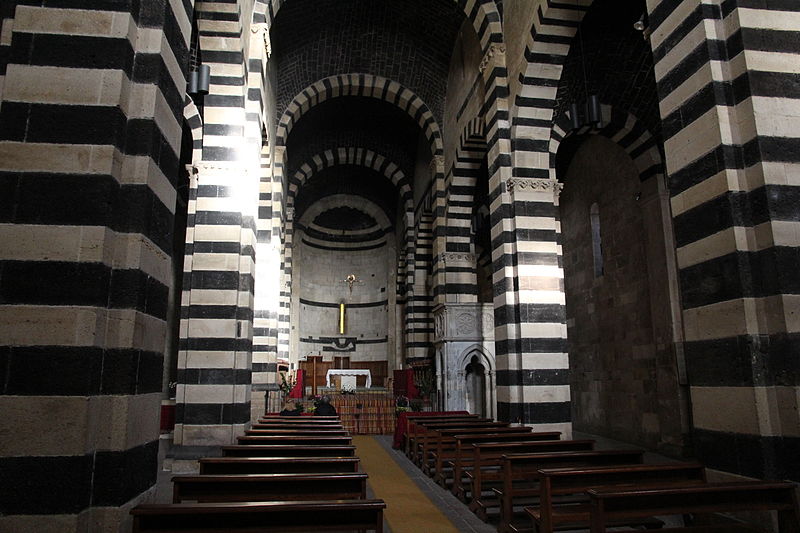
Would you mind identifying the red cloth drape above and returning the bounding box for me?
[289,369,304,398]
[406,368,419,399]
[392,368,419,398]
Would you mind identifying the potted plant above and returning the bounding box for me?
[395,395,410,416]
[414,366,436,400]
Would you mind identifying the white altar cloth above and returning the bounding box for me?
[326,369,372,388]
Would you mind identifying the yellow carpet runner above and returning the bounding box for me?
[353,436,460,533]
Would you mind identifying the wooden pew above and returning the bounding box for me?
[258,416,340,423]
[445,433,562,496]
[587,481,800,533]
[404,416,482,456]
[408,420,504,463]
[520,462,706,533]
[423,427,534,478]
[222,444,357,457]
[406,417,490,453]
[236,435,352,446]
[199,456,360,475]
[453,440,593,502]
[244,428,349,436]
[251,423,344,430]
[469,449,644,522]
[172,472,368,503]
[132,499,386,532]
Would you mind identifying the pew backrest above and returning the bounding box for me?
[528,462,706,533]
[236,435,352,446]
[587,481,800,533]
[172,472,368,503]
[244,428,349,436]
[131,499,386,532]
[221,444,356,457]
[199,456,360,475]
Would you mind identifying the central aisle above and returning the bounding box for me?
[353,435,460,533]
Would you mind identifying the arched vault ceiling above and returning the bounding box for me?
[285,97,422,178]
[294,165,399,225]
[271,0,465,125]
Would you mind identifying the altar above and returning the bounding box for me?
[326,369,372,389]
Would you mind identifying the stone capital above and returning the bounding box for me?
[479,44,506,74]
[429,154,445,176]
[251,23,271,58]
[442,252,475,266]
[506,177,564,199]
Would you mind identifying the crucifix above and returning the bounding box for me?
[338,274,364,334]
[340,273,364,294]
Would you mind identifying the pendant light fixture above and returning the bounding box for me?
[570,0,602,130]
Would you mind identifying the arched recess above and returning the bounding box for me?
[284,148,415,274]
[282,151,418,370]
[456,344,496,420]
[275,74,444,158]
[298,193,392,234]
[291,193,399,376]
[550,104,665,184]
[553,104,688,453]
[252,0,504,54]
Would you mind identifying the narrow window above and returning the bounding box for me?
[590,202,603,277]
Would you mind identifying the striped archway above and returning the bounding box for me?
[275,74,444,158]
[550,104,664,184]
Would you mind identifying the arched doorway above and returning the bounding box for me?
[465,354,487,417]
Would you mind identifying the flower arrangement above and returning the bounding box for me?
[278,372,296,398]
[413,366,437,399]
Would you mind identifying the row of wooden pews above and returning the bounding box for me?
[131,415,386,532]
[401,413,800,533]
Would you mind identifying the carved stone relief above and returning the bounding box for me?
[456,313,476,336]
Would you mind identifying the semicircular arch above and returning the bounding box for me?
[276,74,444,158]
[287,147,414,216]
[551,103,664,184]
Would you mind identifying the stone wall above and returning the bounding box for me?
[561,135,684,453]
[290,200,395,365]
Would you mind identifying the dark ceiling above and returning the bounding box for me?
[293,165,399,226]
[285,96,422,178]
[270,0,465,124]
[555,0,660,141]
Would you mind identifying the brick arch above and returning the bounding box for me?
[253,0,503,54]
[275,74,444,158]
[286,147,414,217]
[550,103,664,184]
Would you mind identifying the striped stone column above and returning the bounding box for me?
[495,178,571,435]
[407,209,434,363]
[648,0,800,479]
[175,162,254,449]
[0,0,190,529]
[483,40,572,434]
[252,147,280,415]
